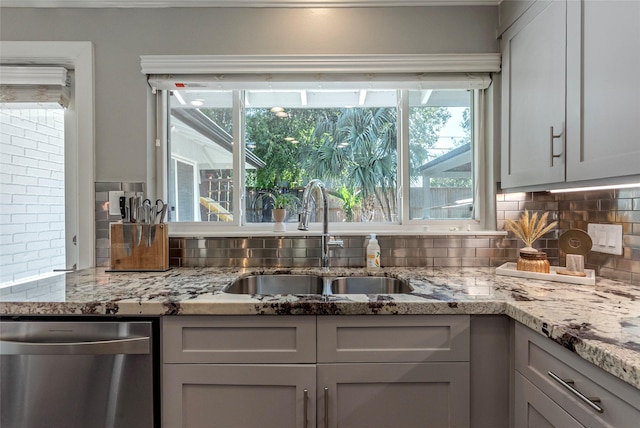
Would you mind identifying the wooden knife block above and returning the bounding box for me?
[109,223,169,271]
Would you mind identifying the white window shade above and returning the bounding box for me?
[148,73,493,91]
[143,54,500,90]
[0,66,71,107]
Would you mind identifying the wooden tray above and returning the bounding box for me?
[109,223,169,271]
[496,262,596,286]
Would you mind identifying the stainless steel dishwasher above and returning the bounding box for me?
[0,318,158,428]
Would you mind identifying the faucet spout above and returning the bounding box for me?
[298,179,327,233]
[298,179,342,270]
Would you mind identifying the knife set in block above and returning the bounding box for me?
[109,223,169,271]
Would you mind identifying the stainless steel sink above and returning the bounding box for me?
[223,274,412,295]
[223,274,324,295]
[330,276,412,294]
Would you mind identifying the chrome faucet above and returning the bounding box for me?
[298,179,343,270]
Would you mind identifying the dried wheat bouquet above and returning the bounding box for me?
[505,210,557,252]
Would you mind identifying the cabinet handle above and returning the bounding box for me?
[550,126,563,166]
[303,389,308,428]
[0,336,150,355]
[548,371,604,413]
[324,387,329,428]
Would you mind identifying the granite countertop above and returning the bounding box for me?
[1,266,639,391]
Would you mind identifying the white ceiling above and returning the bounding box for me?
[1,0,501,8]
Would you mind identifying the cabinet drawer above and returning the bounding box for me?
[317,315,470,363]
[515,372,585,428]
[515,322,640,428]
[163,315,316,363]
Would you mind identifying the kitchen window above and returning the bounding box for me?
[0,65,75,285]
[1,41,95,276]
[0,100,67,284]
[144,54,499,233]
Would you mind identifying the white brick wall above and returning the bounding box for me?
[0,106,66,284]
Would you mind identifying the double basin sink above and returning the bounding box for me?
[223,274,412,296]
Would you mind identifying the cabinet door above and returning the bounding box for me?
[515,372,585,428]
[501,0,566,189]
[163,364,316,428]
[317,362,470,428]
[566,0,640,182]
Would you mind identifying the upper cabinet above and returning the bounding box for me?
[565,0,640,183]
[501,0,567,189]
[500,0,640,191]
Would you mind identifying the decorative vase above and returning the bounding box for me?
[272,208,287,232]
[517,250,550,273]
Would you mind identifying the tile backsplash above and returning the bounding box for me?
[494,188,638,284]
[167,234,511,269]
[556,187,640,284]
[96,184,640,285]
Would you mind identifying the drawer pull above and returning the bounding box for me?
[550,126,563,166]
[548,371,604,413]
[324,387,329,428]
[303,389,308,428]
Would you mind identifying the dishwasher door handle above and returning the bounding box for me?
[0,336,150,355]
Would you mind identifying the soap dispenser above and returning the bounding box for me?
[366,234,380,269]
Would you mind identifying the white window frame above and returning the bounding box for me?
[1,41,95,269]
[142,54,500,236]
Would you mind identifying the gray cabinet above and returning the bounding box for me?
[501,0,567,189]
[513,322,640,428]
[162,315,471,428]
[317,314,470,363]
[162,316,317,428]
[470,315,510,428]
[500,0,640,190]
[565,0,640,183]
[317,315,471,428]
[163,364,316,428]
[317,362,469,428]
[162,315,316,364]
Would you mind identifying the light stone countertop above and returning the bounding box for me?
[1,266,639,390]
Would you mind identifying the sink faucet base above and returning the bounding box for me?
[298,179,343,269]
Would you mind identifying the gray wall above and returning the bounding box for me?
[0,6,499,182]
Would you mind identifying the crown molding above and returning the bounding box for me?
[1,0,501,8]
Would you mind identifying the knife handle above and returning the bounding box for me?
[129,197,137,223]
[119,196,127,220]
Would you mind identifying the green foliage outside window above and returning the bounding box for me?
[206,101,463,222]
